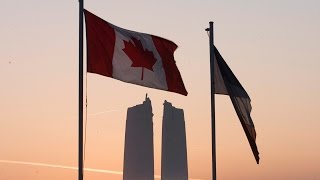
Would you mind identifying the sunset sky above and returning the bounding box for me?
[1,0,320,179]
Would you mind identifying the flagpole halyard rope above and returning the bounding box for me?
[83,72,88,179]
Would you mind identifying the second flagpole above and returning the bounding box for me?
[207,21,216,180]
[79,0,84,180]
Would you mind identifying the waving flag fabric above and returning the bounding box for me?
[84,9,187,96]
[214,46,260,163]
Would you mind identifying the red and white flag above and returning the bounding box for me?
[84,10,188,96]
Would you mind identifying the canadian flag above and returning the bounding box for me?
[84,10,188,96]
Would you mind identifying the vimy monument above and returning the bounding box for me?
[123,96,188,180]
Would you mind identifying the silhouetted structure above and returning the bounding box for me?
[161,100,188,180]
[123,95,154,180]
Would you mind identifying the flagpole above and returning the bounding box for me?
[78,0,84,180]
[207,21,216,180]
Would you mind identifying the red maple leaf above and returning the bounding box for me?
[122,36,157,80]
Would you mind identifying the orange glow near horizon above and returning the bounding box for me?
[1,0,320,179]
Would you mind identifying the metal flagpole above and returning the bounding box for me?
[78,0,84,180]
[206,21,216,180]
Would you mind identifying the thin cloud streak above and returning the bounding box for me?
[88,108,123,117]
[0,160,122,174]
[0,160,203,180]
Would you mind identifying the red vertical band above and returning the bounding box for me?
[84,9,115,77]
[152,36,188,96]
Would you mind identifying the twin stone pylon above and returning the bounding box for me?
[161,100,188,180]
[123,96,188,180]
[123,96,154,180]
